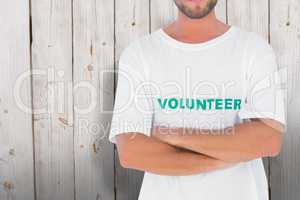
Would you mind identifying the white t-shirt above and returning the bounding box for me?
[109,26,286,200]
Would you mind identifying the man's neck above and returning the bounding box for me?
[163,10,230,44]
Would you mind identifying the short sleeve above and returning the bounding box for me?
[238,36,286,127]
[109,44,154,144]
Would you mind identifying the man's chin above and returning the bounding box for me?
[181,10,212,20]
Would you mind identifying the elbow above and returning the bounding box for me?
[115,134,139,169]
[117,145,138,169]
[118,151,133,169]
[268,140,282,157]
[265,132,283,157]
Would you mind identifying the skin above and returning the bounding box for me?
[115,0,283,176]
[116,134,234,176]
[152,119,284,163]
[165,0,229,45]
[174,0,218,19]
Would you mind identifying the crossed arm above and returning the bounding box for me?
[115,118,283,176]
[116,134,234,176]
[152,119,283,163]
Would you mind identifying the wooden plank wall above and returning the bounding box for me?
[0,1,35,200]
[0,0,299,200]
[73,1,115,200]
[31,1,74,200]
[269,1,300,200]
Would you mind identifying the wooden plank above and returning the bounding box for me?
[0,1,35,200]
[31,0,74,200]
[227,0,270,175]
[115,0,150,59]
[215,0,227,23]
[72,0,115,200]
[114,0,150,200]
[150,0,177,31]
[227,0,269,36]
[269,0,300,199]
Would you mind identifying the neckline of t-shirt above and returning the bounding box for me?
[156,25,237,50]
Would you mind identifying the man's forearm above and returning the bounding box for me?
[116,133,234,176]
[152,119,283,163]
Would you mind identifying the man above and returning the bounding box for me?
[109,0,286,200]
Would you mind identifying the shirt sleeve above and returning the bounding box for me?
[238,36,286,127]
[109,44,154,144]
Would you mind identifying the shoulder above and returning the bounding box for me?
[235,27,275,56]
[232,27,278,75]
[118,33,157,78]
[232,27,277,72]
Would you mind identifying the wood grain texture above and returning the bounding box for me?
[270,1,300,200]
[72,0,115,200]
[114,0,150,200]
[0,1,299,200]
[0,1,35,200]
[227,0,269,37]
[115,0,150,60]
[31,0,74,200]
[150,0,177,31]
[215,0,227,23]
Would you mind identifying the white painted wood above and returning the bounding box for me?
[0,1,35,200]
[115,0,150,60]
[115,0,150,200]
[150,0,177,31]
[31,0,74,200]
[0,1,299,200]
[215,0,227,23]
[227,0,269,37]
[72,0,115,200]
[270,1,300,199]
